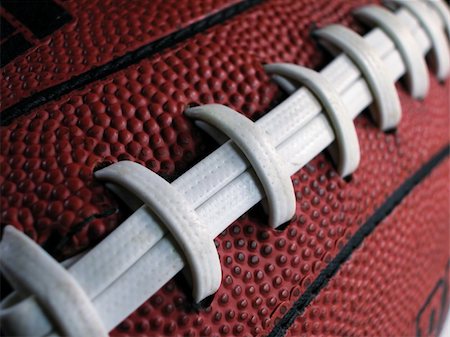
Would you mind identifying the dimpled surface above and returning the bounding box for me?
[108,77,449,337]
[0,0,374,113]
[0,0,449,336]
[0,0,240,110]
[286,158,450,337]
[0,0,375,254]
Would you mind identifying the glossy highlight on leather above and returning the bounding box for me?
[0,0,449,336]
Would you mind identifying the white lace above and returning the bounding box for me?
[1,1,449,336]
[185,104,296,228]
[264,63,361,177]
[354,4,430,99]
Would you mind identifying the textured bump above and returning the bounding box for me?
[0,0,241,110]
[287,158,450,337]
[0,0,378,254]
[0,0,449,336]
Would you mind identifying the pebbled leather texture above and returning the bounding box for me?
[108,76,449,336]
[0,0,449,336]
[0,0,377,254]
[0,0,241,111]
[286,158,450,337]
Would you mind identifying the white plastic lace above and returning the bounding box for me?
[264,63,361,177]
[354,5,430,99]
[315,24,403,130]
[95,161,223,303]
[185,104,296,228]
[391,0,450,80]
[0,1,449,336]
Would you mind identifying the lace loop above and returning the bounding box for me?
[426,0,450,39]
[354,5,430,99]
[265,63,360,177]
[390,0,450,80]
[0,226,107,337]
[1,2,448,335]
[314,24,402,131]
[186,104,296,228]
[95,161,222,303]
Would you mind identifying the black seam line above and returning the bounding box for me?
[269,144,450,337]
[0,0,264,126]
[42,207,118,257]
